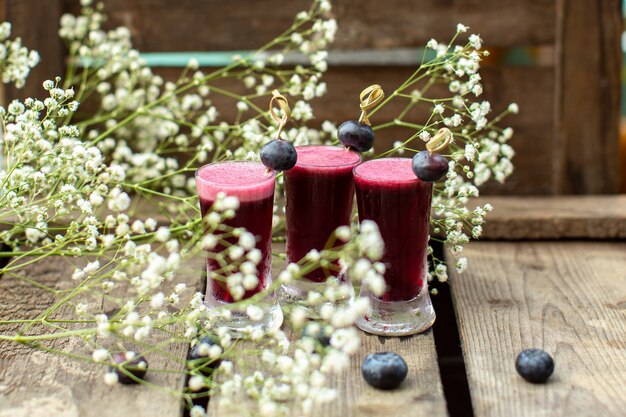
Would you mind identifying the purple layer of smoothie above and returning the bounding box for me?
[285,146,360,282]
[196,161,275,302]
[354,158,433,301]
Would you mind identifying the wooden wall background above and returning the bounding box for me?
[0,0,622,195]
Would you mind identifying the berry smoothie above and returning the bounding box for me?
[354,158,433,301]
[284,145,361,282]
[196,161,275,302]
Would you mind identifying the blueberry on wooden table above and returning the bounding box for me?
[110,351,148,384]
[260,139,297,171]
[515,348,555,383]
[361,352,408,390]
[338,120,375,153]
[411,150,449,182]
[189,335,221,375]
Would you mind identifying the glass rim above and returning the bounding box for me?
[353,157,418,183]
[294,145,362,168]
[195,160,276,189]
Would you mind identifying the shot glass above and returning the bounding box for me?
[281,145,361,308]
[353,158,436,336]
[195,161,283,332]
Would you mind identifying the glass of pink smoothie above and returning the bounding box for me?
[353,158,436,336]
[281,145,361,307]
[196,161,283,332]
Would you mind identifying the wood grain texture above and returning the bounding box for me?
[206,245,447,416]
[554,0,622,194]
[474,195,626,240]
[64,0,555,51]
[314,332,448,417]
[207,331,448,417]
[0,255,203,417]
[1,0,65,102]
[448,241,626,417]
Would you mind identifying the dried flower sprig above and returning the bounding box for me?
[0,0,515,415]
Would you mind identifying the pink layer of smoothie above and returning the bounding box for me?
[354,158,419,183]
[354,158,433,301]
[196,161,275,302]
[295,145,361,171]
[195,161,275,202]
[285,146,361,282]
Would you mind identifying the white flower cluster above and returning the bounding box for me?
[0,2,517,413]
[387,28,517,278]
[52,0,337,197]
[0,22,40,88]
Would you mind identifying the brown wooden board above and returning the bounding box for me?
[0,0,65,102]
[0,254,203,417]
[554,0,622,194]
[448,241,626,417]
[474,195,626,240]
[207,331,448,417]
[65,0,556,51]
[312,332,448,417]
[205,243,447,416]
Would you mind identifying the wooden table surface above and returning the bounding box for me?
[1,196,625,417]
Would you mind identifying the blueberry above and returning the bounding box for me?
[110,352,148,384]
[411,150,449,182]
[361,352,408,390]
[260,139,297,171]
[515,348,554,383]
[301,323,333,347]
[338,120,375,152]
[188,335,221,375]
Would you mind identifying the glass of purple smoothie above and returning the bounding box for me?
[196,161,283,332]
[281,145,361,308]
[353,158,436,336]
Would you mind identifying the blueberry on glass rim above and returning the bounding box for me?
[261,90,297,171]
[110,351,148,384]
[411,150,449,182]
[361,352,408,390]
[260,139,297,171]
[338,85,385,153]
[411,127,452,182]
[338,120,375,153]
[515,348,554,383]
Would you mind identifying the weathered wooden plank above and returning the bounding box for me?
[207,247,447,416]
[1,0,65,102]
[208,330,448,417]
[0,254,203,417]
[475,195,626,240]
[316,332,448,417]
[448,242,626,417]
[553,0,622,194]
[65,0,555,51]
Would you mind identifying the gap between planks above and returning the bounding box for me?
[0,254,204,417]
[448,241,626,417]
[206,244,448,417]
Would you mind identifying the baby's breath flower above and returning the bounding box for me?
[92,349,109,363]
[104,372,119,386]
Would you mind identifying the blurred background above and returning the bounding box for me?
[0,0,623,195]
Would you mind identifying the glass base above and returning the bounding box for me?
[355,284,435,336]
[279,275,354,318]
[204,290,283,337]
